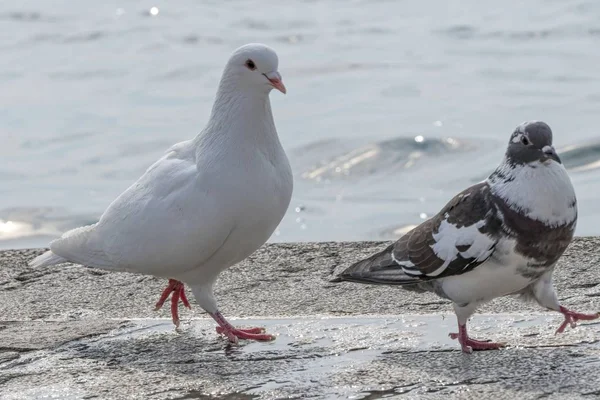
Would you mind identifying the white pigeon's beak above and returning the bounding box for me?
[264,71,286,94]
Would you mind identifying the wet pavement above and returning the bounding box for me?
[2,315,600,399]
[1,241,600,399]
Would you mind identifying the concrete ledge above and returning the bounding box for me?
[1,239,599,399]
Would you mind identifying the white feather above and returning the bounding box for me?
[30,44,293,314]
[429,218,496,277]
[488,158,576,227]
[391,251,416,269]
[29,251,68,268]
[441,238,534,305]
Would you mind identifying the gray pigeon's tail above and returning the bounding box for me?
[29,250,68,268]
[332,243,421,286]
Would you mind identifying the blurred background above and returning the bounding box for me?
[1,0,600,249]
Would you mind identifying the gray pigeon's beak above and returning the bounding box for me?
[541,145,561,164]
[264,71,286,94]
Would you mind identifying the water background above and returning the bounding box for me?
[2,0,600,249]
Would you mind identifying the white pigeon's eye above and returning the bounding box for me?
[245,59,256,71]
[521,136,530,145]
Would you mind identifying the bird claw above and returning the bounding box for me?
[449,326,505,353]
[223,330,239,344]
[450,335,505,352]
[154,279,190,328]
[215,326,275,343]
[555,306,600,334]
[216,326,265,335]
[209,311,274,343]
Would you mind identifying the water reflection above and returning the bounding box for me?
[301,136,469,182]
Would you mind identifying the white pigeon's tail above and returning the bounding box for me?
[29,250,68,268]
[29,223,112,269]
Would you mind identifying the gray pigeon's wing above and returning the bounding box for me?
[336,182,501,285]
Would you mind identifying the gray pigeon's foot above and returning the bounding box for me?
[555,306,600,334]
[210,311,275,343]
[449,324,506,353]
[154,279,191,328]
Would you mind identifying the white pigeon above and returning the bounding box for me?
[334,121,599,353]
[30,43,293,343]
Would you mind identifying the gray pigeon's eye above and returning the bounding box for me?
[245,59,256,70]
[521,136,530,145]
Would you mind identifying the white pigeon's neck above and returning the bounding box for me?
[194,80,281,157]
[487,157,577,227]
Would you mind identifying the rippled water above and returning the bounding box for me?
[2,0,600,248]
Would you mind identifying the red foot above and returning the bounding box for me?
[555,306,599,334]
[449,324,505,353]
[210,312,275,344]
[154,279,191,327]
[216,326,265,335]
[217,328,275,343]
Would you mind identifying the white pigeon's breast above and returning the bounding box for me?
[176,149,293,282]
[226,156,292,246]
[439,238,534,305]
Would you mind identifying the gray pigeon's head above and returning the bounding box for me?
[505,121,561,165]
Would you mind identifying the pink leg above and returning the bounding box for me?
[555,306,599,334]
[449,323,505,353]
[154,279,191,327]
[210,311,274,343]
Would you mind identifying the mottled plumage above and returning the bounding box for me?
[334,121,598,353]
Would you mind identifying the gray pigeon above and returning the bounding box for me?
[334,121,599,353]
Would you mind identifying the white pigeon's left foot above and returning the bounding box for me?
[555,306,600,334]
[210,311,275,343]
[449,323,506,353]
[154,279,191,327]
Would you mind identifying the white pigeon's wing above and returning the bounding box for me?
[52,142,236,275]
[336,182,500,284]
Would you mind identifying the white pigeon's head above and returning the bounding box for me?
[506,121,561,165]
[222,43,286,95]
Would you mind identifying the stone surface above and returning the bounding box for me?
[0,240,599,399]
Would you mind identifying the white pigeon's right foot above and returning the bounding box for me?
[210,311,275,343]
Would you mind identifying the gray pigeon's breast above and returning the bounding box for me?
[438,244,535,304]
[493,196,576,269]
